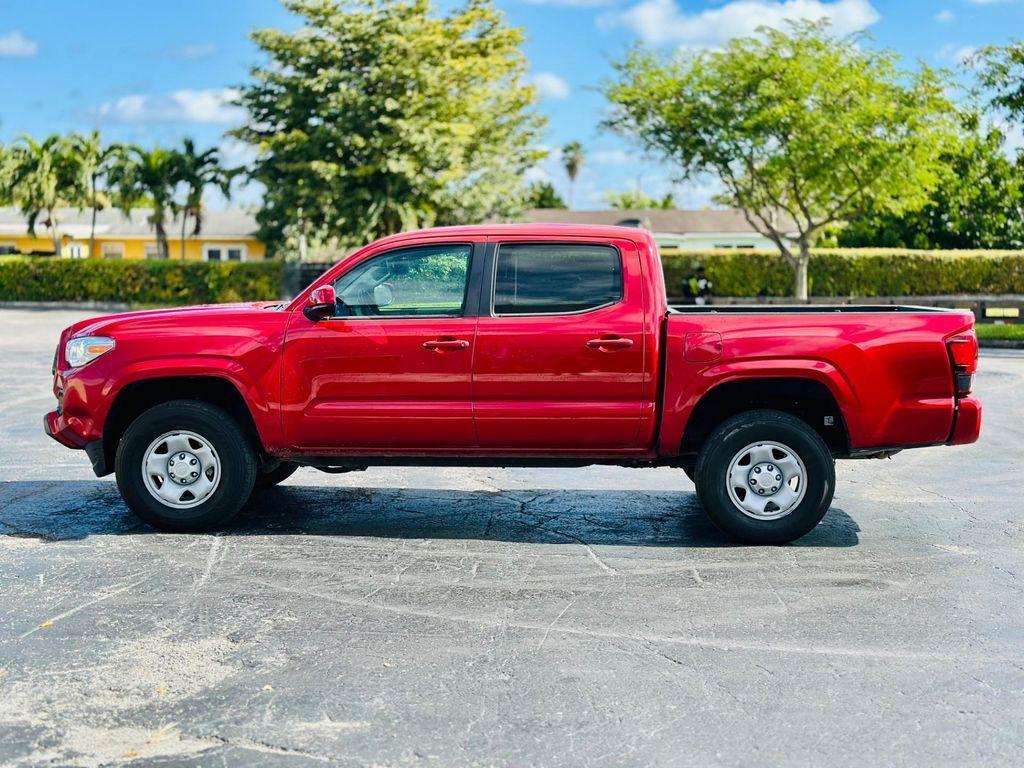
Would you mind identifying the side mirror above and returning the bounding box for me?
[304,285,336,321]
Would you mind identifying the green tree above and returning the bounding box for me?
[234,0,545,251]
[604,189,675,210]
[837,117,1024,249]
[70,131,124,260]
[604,22,958,299]
[561,141,584,209]
[109,146,183,259]
[176,138,236,260]
[525,181,566,209]
[6,135,85,256]
[976,41,1024,121]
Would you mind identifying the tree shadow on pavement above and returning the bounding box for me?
[0,480,860,548]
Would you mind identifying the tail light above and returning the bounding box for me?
[946,331,978,397]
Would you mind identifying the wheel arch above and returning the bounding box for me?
[102,375,266,475]
[680,376,851,458]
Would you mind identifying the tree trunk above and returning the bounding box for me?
[50,210,62,258]
[181,211,188,261]
[793,243,810,301]
[156,222,169,260]
[90,175,98,259]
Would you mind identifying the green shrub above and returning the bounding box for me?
[0,258,284,305]
[660,248,1024,297]
[976,323,1024,340]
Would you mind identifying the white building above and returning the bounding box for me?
[523,208,796,251]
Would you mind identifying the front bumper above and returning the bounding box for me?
[44,409,89,449]
[948,397,982,446]
[44,411,110,476]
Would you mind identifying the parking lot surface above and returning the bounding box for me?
[1,308,1022,767]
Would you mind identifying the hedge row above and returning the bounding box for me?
[1,249,1023,305]
[661,249,1024,297]
[0,257,283,305]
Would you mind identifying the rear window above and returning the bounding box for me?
[493,243,622,315]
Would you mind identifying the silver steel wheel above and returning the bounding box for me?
[725,441,807,521]
[141,430,221,509]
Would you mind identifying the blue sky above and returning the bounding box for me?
[1,0,1022,210]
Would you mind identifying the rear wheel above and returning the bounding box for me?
[115,400,257,532]
[694,409,834,545]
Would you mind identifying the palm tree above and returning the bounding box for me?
[108,146,183,259]
[561,141,584,209]
[71,131,123,259]
[176,138,235,260]
[6,135,84,256]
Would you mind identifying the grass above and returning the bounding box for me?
[976,323,1024,340]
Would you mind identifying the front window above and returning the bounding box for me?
[492,243,622,315]
[331,244,471,317]
[144,243,165,260]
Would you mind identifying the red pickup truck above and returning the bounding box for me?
[45,224,981,543]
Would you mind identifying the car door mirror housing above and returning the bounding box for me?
[304,285,336,320]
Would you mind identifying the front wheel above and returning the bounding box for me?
[254,461,298,490]
[694,409,835,545]
[115,400,257,532]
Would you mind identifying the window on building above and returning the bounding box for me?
[492,243,622,316]
[0,243,17,255]
[144,243,165,260]
[101,243,124,260]
[205,244,246,262]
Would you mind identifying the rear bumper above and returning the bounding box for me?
[948,397,982,446]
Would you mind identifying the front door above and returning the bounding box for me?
[472,238,648,450]
[281,241,480,450]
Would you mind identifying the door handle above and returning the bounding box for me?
[586,337,634,350]
[423,339,470,351]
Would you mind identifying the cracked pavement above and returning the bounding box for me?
[1,308,1022,767]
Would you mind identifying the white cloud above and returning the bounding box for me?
[532,72,571,99]
[91,88,245,124]
[0,30,38,58]
[171,43,218,60]
[601,0,879,48]
[935,9,954,23]
[591,148,640,166]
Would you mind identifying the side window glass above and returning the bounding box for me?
[332,244,471,317]
[493,243,622,315]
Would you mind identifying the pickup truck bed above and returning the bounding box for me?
[45,224,980,543]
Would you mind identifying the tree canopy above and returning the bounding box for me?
[603,21,959,298]
[837,116,1024,249]
[524,181,566,209]
[234,0,545,253]
[604,190,675,210]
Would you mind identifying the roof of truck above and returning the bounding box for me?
[369,222,658,246]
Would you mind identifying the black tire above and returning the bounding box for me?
[254,462,298,490]
[694,409,835,545]
[115,399,257,532]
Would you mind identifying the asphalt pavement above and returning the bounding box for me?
[1,308,1022,767]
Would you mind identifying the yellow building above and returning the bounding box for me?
[0,207,267,261]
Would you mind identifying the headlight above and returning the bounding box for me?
[65,336,115,368]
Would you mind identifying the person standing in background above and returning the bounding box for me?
[681,265,713,305]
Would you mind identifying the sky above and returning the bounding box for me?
[1,0,1023,210]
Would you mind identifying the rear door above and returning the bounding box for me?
[281,240,484,450]
[472,237,648,450]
